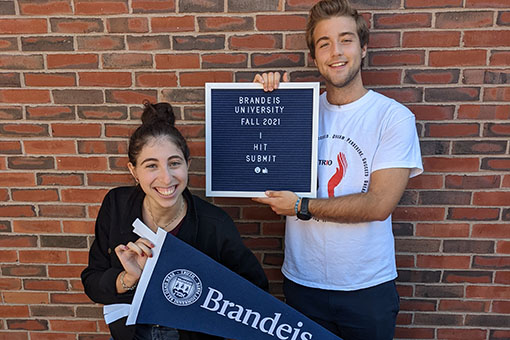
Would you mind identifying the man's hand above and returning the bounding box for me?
[253,190,298,216]
[253,72,290,92]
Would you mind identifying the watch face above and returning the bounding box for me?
[297,212,312,221]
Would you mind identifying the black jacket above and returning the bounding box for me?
[81,186,268,340]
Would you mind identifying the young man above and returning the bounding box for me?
[253,0,423,339]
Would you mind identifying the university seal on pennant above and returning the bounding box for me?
[162,269,202,306]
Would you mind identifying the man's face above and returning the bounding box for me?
[313,16,367,90]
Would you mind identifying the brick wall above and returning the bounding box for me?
[0,0,509,339]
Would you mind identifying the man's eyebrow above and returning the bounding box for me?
[315,32,356,44]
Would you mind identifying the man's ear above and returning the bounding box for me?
[361,44,367,59]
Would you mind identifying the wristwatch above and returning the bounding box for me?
[297,197,312,221]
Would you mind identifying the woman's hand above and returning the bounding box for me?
[114,238,154,291]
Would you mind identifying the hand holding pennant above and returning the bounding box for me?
[126,219,342,340]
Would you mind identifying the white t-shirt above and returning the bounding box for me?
[282,90,423,291]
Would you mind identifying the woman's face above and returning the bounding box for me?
[128,136,189,210]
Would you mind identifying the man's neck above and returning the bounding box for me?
[325,80,368,106]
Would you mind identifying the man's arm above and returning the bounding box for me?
[254,167,411,224]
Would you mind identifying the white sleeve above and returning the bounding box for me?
[372,114,423,178]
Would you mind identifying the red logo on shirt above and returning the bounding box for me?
[327,152,347,197]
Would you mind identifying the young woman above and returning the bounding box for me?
[81,101,268,340]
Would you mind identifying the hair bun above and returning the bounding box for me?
[141,100,176,126]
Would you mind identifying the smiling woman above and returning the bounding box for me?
[80,101,268,340]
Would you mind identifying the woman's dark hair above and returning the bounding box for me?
[128,100,190,165]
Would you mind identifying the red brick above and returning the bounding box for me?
[0,250,17,262]
[107,17,148,33]
[0,205,36,217]
[24,140,76,154]
[490,50,510,66]
[202,53,248,69]
[362,69,401,86]
[132,0,175,13]
[79,72,131,87]
[285,33,308,50]
[25,73,76,87]
[61,188,108,203]
[19,0,72,15]
[37,173,84,186]
[256,15,307,31]
[417,255,471,269]
[78,106,127,120]
[436,11,494,28]
[151,16,195,32]
[481,158,510,171]
[12,189,59,202]
[484,87,510,101]
[19,250,67,264]
[155,54,200,69]
[395,326,435,339]
[0,90,50,104]
[429,50,486,67]
[374,13,431,28]
[77,35,124,51]
[0,19,47,34]
[26,106,75,121]
[180,71,232,86]
[498,241,510,254]
[0,173,35,187]
[464,30,510,47]
[127,35,171,50]
[0,306,29,318]
[74,0,128,15]
[78,140,127,154]
[467,285,510,299]
[69,250,89,264]
[425,123,479,137]
[458,104,510,119]
[0,55,44,70]
[51,292,92,304]
[367,32,400,48]
[50,18,104,33]
[198,16,254,32]
[446,175,500,189]
[49,320,96,332]
[105,89,157,104]
[13,220,61,234]
[0,278,22,290]
[104,123,137,137]
[63,220,94,234]
[102,53,152,69]
[466,0,510,8]
[56,156,108,171]
[437,328,488,339]
[135,72,178,87]
[3,292,49,304]
[448,208,500,221]
[47,54,99,69]
[406,31,461,48]
[439,300,489,313]
[51,123,101,137]
[393,207,445,221]
[495,271,510,284]
[410,105,454,121]
[230,34,283,50]
[369,51,425,66]
[423,157,479,172]
[0,38,18,51]
[474,192,510,206]
[405,0,462,7]
[416,223,470,237]
[0,141,21,154]
[48,265,85,278]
